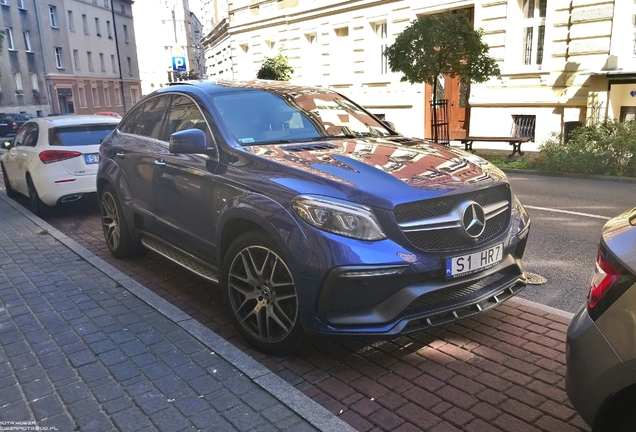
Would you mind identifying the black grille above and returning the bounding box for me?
[395,184,511,252]
[403,271,508,315]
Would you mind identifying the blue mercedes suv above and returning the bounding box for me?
[97,80,530,353]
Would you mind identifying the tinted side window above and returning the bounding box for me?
[165,95,212,145]
[23,123,39,147]
[118,103,144,135]
[13,125,28,147]
[138,96,169,140]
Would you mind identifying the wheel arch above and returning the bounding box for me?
[593,383,636,432]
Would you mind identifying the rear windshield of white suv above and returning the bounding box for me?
[49,125,116,146]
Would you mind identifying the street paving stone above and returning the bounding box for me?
[0,197,316,431]
[0,176,591,431]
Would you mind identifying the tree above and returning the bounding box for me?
[257,48,294,81]
[385,12,500,141]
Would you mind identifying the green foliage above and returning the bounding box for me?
[385,11,500,91]
[257,49,294,81]
[485,155,539,170]
[537,120,636,177]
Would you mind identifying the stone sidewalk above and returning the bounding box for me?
[0,195,353,432]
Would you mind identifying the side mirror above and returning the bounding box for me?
[382,120,396,131]
[169,129,207,154]
[2,141,12,150]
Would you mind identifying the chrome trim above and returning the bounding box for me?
[398,200,508,233]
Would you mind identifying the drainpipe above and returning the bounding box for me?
[33,0,53,114]
[110,0,127,112]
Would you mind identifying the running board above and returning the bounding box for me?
[141,237,219,284]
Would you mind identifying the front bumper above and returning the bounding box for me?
[565,307,636,426]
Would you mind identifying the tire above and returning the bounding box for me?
[99,184,145,258]
[617,409,636,432]
[1,163,19,199]
[221,231,304,354]
[27,176,53,218]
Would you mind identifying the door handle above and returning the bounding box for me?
[115,152,125,158]
[154,159,166,167]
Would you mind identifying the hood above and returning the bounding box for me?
[236,137,508,209]
[602,207,636,275]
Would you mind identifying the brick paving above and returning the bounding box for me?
[0,173,591,432]
[0,197,317,431]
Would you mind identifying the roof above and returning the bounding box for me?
[33,115,120,127]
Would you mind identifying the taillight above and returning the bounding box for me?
[588,250,620,309]
[39,150,82,164]
[12,122,18,128]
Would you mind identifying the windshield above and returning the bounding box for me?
[49,125,116,146]
[212,90,394,145]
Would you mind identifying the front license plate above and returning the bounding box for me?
[446,243,503,278]
[84,154,99,164]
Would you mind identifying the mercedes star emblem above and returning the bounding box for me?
[462,202,486,238]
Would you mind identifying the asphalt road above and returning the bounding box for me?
[507,171,636,313]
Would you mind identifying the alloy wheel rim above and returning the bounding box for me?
[228,245,298,344]
[101,192,121,250]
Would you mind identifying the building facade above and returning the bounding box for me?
[133,0,206,95]
[202,0,635,144]
[1,0,140,117]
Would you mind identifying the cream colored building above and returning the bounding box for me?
[202,0,636,144]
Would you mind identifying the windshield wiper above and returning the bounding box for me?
[247,139,294,145]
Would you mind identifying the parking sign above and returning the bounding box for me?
[172,56,186,72]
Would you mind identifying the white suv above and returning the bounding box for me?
[1,116,119,217]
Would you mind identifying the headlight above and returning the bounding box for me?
[509,194,530,239]
[291,195,386,241]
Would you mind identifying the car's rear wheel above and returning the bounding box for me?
[221,231,304,354]
[100,184,145,258]
[1,163,19,199]
[27,176,52,218]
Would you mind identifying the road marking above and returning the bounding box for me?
[525,205,611,220]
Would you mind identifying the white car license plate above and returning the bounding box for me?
[445,243,503,278]
[85,154,99,164]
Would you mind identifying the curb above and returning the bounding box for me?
[510,297,575,320]
[0,191,356,432]
[502,168,636,184]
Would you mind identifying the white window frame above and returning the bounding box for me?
[91,86,101,108]
[78,86,88,108]
[103,84,111,107]
[13,72,23,91]
[130,87,139,104]
[49,5,58,28]
[372,21,389,76]
[115,86,122,106]
[123,24,129,43]
[82,14,88,34]
[54,47,63,68]
[99,53,106,72]
[120,4,125,14]
[95,17,101,37]
[0,0,8,6]
[18,0,25,9]
[68,10,75,32]
[521,0,547,67]
[104,0,109,8]
[87,51,94,71]
[5,27,14,50]
[73,49,80,70]
[30,73,38,91]
[111,54,117,73]
[107,20,112,38]
[23,30,32,52]
[127,56,132,76]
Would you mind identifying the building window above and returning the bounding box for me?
[30,73,38,91]
[54,47,63,68]
[104,0,109,8]
[115,87,122,106]
[0,0,7,5]
[13,72,23,91]
[23,31,32,52]
[87,51,94,71]
[111,54,117,73]
[73,49,80,70]
[49,5,58,28]
[127,57,133,75]
[82,14,88,34]
[512,115,536,140]
[373,22,388,75]
[95,18,102,36]
[68,11,75,32]
[130,87,139,104]
[5,27,14,50]
[120,4,125,14]
[123,25,129,43]
[92,0,97,4]
[79,87,87,107]
[92,87,100,107]
[18,0,25,9]
[107,20,112,38]
[100,53,105,72]
[521,0,546,66]
[103,86,111,106]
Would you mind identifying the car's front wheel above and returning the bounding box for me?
[27,176,52,218]
[99,184,145,258]
[221,231,304,354]
[1,163,19,199]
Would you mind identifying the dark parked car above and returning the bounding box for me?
[566,207,636,432]
[97,80,531,353]
[0,113,37,137]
